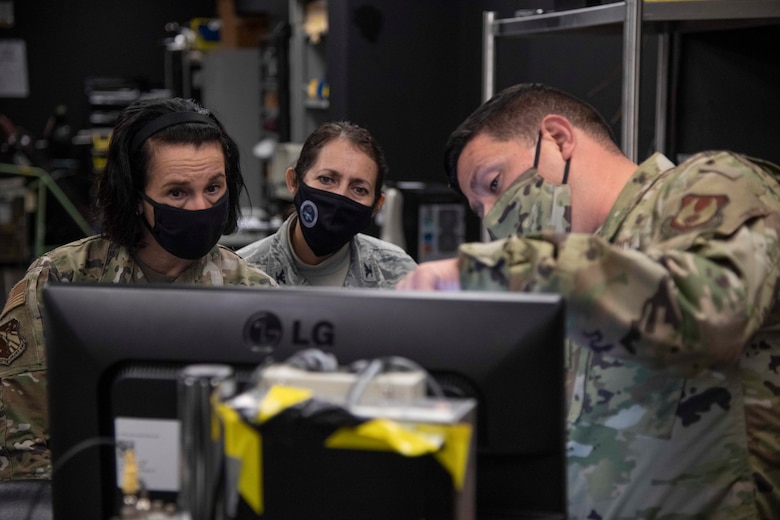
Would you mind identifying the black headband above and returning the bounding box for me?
[129,111,216,155]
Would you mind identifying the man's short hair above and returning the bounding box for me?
[444,83,620,195]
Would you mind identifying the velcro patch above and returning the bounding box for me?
[669,194,729,232]
[0,318,27,365]
[1,279,27,317]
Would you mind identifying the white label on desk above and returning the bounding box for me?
[115,417,180,492]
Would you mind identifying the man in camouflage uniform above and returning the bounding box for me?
[238,122,416,288]
[397,83,780,519]
[0,97,276,486]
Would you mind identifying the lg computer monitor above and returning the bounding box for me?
[43,283,566,520]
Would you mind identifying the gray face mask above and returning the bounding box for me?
[483,134,572,240]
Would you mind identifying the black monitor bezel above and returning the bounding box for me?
[44,283,566,519]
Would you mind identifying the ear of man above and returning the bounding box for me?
[540,114,576,162]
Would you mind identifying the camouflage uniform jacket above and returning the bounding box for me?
[458,152,780,519]
[0,235,276,481]
[237,215,417,288]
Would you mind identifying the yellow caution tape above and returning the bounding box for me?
[257,385,313,424]
[326,419,441,455]
[325,419,473,490]
[421,423,473,490]
[216,404,264,514]
[214,385,313,514]
[217,384,474,515]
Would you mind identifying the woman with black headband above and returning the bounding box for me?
[0,97,276,496]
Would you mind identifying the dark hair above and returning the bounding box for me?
[96,97,245,250]
[293,121,387,207]
[444,83,620,195]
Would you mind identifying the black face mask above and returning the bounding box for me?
[140,193,229,260]
[293,182,374,257]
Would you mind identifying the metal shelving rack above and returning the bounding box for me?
[0,163,92,258]
[289,0,330,143]
[483,0,780,162]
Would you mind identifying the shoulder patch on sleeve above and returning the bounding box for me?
[1,279,27,317]
[667,194,729,232]
[0,318,27,365]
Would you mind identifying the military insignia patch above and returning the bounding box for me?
[1,279,27,317]
[668,194,729,232]
[0,318,27,365]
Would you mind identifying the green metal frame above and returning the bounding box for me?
[0,163,92,258]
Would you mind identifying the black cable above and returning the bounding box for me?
[51,436,118,477]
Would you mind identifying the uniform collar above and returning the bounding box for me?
[597,153,675,240]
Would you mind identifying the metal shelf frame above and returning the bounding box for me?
[0,163,92,258]
[483,0,780,162]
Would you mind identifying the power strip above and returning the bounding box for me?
[260,364,427,405]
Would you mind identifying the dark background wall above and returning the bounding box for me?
[325,1,464,183]
[341,0,628,182]
[0,0,218,249]
[0,0,650,186]
[2,1,779,228]
[1,0,779,303]
[672,24,780,163]
[0,0,217,135]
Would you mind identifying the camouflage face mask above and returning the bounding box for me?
[483,134,573,240]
